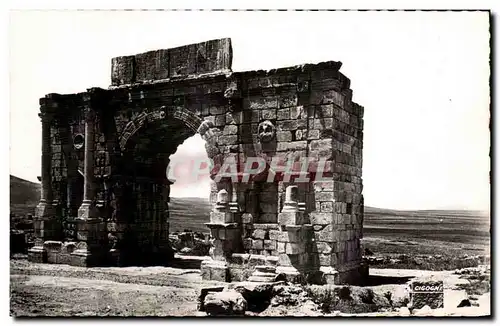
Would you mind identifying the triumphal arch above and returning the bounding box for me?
[28,38,366,284]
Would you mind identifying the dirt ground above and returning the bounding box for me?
[10,257,222,317]
[10,258,490,317]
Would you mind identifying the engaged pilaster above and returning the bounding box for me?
[29,96,59,263]
[72,88,107,267]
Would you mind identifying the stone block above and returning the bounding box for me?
[316,225,335,242]
[319,266,339,284]
[242,238,252,250]
[309,139,334,159]
[228,267,252,282]
[278,211,304,226]
[210,211,234,224]
[309,212,332,225]
[252,223,278,231]
[319,253,332,266]
[228,253,250,265]
[313,180,335,192]
[315,242,333,254]
[315,191,334,202]
[268,230,280,241]
[277,108,290,120]
[248,255,267,268]
[195,38,232,74]
[218,135,238,145]
[279,93,298,108]
[265,256,279,266]
[286,243,302,255]
[320,202,334,212]
[198,286,225,311]
[28,246,46,263]
[111,55,135,86]
[201,260,229,282]
[223,124,238,135]
[218,228,227,240]
[264,240,276,250]
[261,109,276,120]
[277,120,298,131]
[278,254,293,266]
[259,214,278,223]
[252,239,264,250]
[249,97,278,110]
[43,240,63,252]
[252,229,266,240]
[135,49,169,82]
[277,241,286,253]
[316,104,334,118]
[276,131,292,142]
[307,129,320,139]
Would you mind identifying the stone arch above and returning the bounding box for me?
[118,106,208,151]
[112,105,222,265]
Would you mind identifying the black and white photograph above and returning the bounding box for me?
[7,6,492,318]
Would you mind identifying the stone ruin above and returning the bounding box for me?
[28,38,366,284]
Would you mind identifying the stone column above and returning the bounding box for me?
[28,109,57,263]
[72,89,105,267]
[77,104,98,220]
[35,111,55,220]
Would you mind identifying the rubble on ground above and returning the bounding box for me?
[169,231,211,256]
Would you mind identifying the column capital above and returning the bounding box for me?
[83,87,108,103]
[82,88,108,121]
[39,94,61,119]
[38,111,54,123]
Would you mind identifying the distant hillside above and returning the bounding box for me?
[9,174,489,247]
[168,197,211,233]
[10,175,40,216]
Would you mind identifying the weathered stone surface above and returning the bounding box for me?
[198,286,225,311]
[204,290,247,316]
[111,55,135,85]
[31,38,364,285]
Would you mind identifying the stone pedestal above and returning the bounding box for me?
[275,266,304,283]
[320,266,340,284]
[248,265,277,282]
[34,202,56,222]
[77,201,99,220]
[27,242,46,263]
[28,214,59,263]
[200,259,229,282]
[108,248,121,266]
[205,222,240,259]
[70,218,106,267]
[202,196,241,281]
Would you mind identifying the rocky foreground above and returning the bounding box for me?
[10,257,490,317]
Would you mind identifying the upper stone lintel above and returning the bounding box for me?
[111,38,233,87]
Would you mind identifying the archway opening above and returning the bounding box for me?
[167,134,211,234]
[117,117,209,265]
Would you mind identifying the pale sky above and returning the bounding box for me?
[9,10,490,211]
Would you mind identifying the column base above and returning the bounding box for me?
[35,201,56,219]
[319,266,339,284]
[108,248,121,266]
[77,201,99,220]
[276,266,305,284]
[70,247,102,267]
[201,259,229,282]
[27,246,46,263]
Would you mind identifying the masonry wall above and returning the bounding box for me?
[231,62,365,279]
[33,38,364,282]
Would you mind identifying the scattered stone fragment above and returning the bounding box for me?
[204,291,247,316]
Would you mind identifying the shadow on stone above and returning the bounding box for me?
[363,275,414,286]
